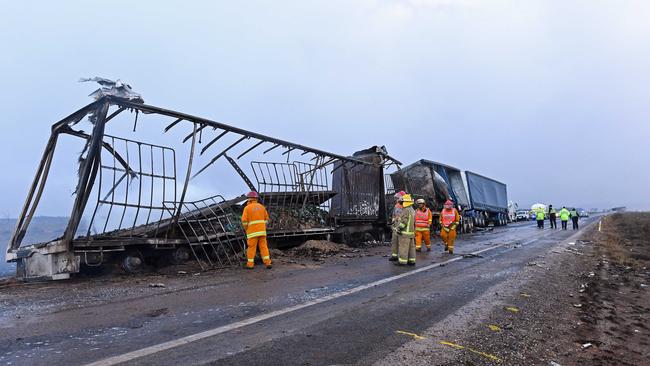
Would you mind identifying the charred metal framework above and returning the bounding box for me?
[7,96,384,275]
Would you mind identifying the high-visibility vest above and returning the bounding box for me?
[559,209,570,221]
[440,208,459,227]
[537,211,545,220]
[570,210,578,218]
[241,201,270,239]
[415,208,432,230]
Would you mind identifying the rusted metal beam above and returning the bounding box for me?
[62,101,110,248]
[236,140,265,159]
[109,97,373,167]
[105,107,126,124]
[174,123,198,226]
[192,135,248,179]
[164,118,183,133]
[200,130,229,155]
[183,124,207,143]
[9,133,59,251]
[263,143,281,154]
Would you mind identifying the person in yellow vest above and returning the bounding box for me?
[395,194,416,266]
[439,199,460,254]
[389,191,406,262]
[559,206,570,230]
[414,198,433,252]
[241,191,272,269]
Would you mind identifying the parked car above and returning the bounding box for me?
[516,210,529,221]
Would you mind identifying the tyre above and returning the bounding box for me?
[121,251,144,274]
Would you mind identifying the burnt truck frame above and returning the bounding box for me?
[6,96,388,280]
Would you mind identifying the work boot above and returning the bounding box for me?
[444,246,448,252]
[407,262,416,266]
[416,248,422,253]
[426,247,431,252]
[266,264,273,269]
[389,256,398,262]
[449,249,454,255]
[244,266,254,270]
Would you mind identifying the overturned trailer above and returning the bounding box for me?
[6,93,382,280]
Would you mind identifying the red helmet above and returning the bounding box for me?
[247,191,259,199]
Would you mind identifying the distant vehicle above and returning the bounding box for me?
[508,201,518,223]
[578,208,589,217]
[516,210,529,221]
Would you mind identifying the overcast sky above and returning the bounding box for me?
[1,0,649,218]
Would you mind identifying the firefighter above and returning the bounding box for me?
[241,191,272,269]
[396,194,416,266]
[389,191,406,262]
[414,198,433,252]
[559,206,570,230]
[439,200,460,254]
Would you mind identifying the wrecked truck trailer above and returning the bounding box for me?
[398,160,475,233]
[330,146,401,243]
[6,95,378,280]
[464,171,509,227]
[387,161,451,231]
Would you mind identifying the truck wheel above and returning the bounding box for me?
[170,246,191,265]
[121,251,143,274]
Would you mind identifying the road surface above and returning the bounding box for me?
[0,218,599,366]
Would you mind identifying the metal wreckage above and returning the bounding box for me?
[6,79,510,280]
[6,79,403,280]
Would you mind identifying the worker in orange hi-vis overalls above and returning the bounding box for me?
[414,199,433,252]
[439,199,460,255]
[241,191,272,269]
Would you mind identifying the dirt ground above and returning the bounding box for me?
[436,213,650,365]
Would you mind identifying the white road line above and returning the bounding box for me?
[83,244,505,366]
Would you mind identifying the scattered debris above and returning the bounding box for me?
[148,283,166,288]
[505,306,520,313]
[462,253,484,259]
[291,240,351,257]
[520,293,531,298]
[488,324,502,332]
[573,304,583,308]
[582,343,593,350]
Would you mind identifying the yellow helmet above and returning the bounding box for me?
[402,194,414,207]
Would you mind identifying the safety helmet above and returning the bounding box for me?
[247,191,259,199]
[402,194,414,207]
[416,198,426,204]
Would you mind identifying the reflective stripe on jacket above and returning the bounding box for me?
[440,208,459,228]
[398,206,416,237]
[415,208,432,231]
[241,201,270,239]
